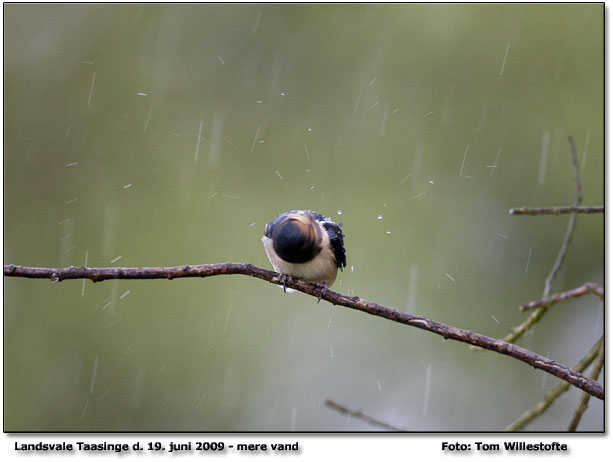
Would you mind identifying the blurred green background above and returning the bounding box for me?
[3,4,603,431]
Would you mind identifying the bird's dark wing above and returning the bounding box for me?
[322,222,346,270]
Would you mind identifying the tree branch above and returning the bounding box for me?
[508,206,603,215]
[566,341,604,431]
[567,342,604,432]
[324,399,404,431]
[520,283,604,311]
[3,262,604,400]
[504,337,603,431]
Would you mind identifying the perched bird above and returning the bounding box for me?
[262,210,346,286]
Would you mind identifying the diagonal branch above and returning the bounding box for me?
[325,399,404,431]
[504,337,603,431]
[3,262,604,400]
[567,341,605,431]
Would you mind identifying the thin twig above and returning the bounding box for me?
[325,399,404,431]
[509,206,603,215]
[3,262,604,400]
[504,136,585,345]
[504,337,602,431]
[520,282,604,311]
[543,136,582,296]
[567,341,605,431]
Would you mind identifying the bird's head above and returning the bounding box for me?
[267,212,322,263]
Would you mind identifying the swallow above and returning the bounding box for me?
[262,210,346,287]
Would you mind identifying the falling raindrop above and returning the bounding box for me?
[487,148,502,177]
[222,305,232,335]
[500,42,511,76]
[582,129,591,166]
[62,125,72,146]
[538,131,551,184]
[143,106,153,132]
[252,13,261,32]
[524,244,533,276]
[194,120,204,163]
[400,172,413,184]
[459,145,469,176]
[89,354,99,394]
[422,363,432,415]
[87,72,96,107]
